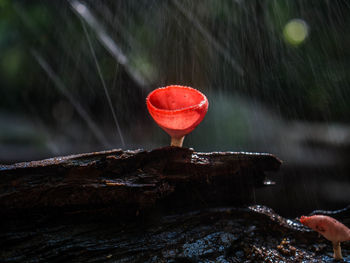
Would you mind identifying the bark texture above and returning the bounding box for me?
[0,146,281,216]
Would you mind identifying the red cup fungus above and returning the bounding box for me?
[146,85,208,147]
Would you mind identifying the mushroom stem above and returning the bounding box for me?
[171,136,185,147]
[332,241,342,260]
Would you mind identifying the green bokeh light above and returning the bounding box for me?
[283,19,309,46]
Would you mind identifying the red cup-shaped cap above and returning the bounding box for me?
[146,85,208,138]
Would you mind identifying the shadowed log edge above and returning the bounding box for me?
[0,146,282,215]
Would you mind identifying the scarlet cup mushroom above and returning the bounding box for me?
[146,85,208,147]
[300,215,350,260]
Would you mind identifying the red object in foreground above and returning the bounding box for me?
[146,85,208,146]
[300,215,350,260]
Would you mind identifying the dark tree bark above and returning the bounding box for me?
[2,147,350,262]
[0,146,281,217]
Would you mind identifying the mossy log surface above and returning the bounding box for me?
[0,146,281,216]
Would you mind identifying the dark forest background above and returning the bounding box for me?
[1,0,349,163]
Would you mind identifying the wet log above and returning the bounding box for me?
[1,205,349,262]
[0,146,281,217]
[3,147,350,262]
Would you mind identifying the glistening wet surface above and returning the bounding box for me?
[1,206,349,262]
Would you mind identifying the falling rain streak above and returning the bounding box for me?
[80,20,125,146]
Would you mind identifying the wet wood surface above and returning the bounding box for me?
[0,146,281,217]
[1,147,350,262]
[1,205,349,262]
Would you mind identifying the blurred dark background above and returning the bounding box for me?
[1,0,349,216]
